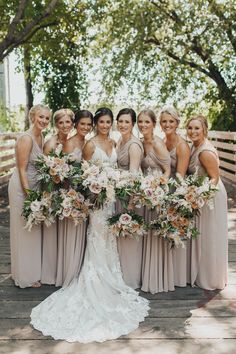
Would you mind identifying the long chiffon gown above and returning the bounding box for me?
[117,136,144,289]
[8,131,43,288]
[30,145,149,343]
[55,148,87,287]
[141,150,175,294]
[187,139,228,290]
[169,146,188,287]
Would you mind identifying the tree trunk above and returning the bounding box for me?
[23,46,34,129]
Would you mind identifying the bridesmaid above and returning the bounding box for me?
[41,109,74,285]
[55,110,93,287]
[116,108,144,289]
[186,115,228,290]
[159,106,190,287]
[137,109,175,294]
[8,104,51,288]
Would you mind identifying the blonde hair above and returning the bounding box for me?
[137,109,157,126]
[158,105,180,124]
[186,115,208,137]
[29,104,51,122]
[53,108,75,126]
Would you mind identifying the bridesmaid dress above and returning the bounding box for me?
[117,136,144,289]
[41,221,58,285]
[187,139,228,290]
[55,148,87,287]
[8,131,43,288]
[141,150,175,294]
[169,146,188,287]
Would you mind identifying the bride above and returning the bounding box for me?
[30,107,149,343]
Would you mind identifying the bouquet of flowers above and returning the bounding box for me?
[73,160,118,209]
[107,211,148,239]
[150,204,199,248]
[35,144,82,192]
[115,170,141,209]
[54,188,91,225]
[150,172,218,247]
[169,172,218,212]
[22,190,55,231]
[132,170,169,210]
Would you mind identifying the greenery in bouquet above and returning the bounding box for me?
[22,189,55,231]
[150,200,199,248]
[72,160,118,209]
[35,144,82,192]
[107,210,148,240]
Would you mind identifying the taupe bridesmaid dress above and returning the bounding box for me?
[170,146,188,287]
[41,221,58,285]
[55,148,87,287]
[141,150,175,294]
[8,131,43,288]
[187,139,228,290]
[117,136,144,289]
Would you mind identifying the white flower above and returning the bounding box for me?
[55,143,63,155]
[119,213,132,225]
[30,200,42,212]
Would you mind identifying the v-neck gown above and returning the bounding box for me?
[30,145,149,343]
[141,150,175,294]
[187,139,228,290]
[8,131,43,288]
[117,136,144,289]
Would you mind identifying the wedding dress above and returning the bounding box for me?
[30,145,149,343]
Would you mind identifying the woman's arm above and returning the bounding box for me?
[15,135,33,194]
[199,151,219,185]
[153,139,171,180]
[43,138,55,156]
[82,140,95,161]
[63,139,74,154]
[176,142,190,177]
[129,144,142,172]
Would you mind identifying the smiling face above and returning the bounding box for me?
[137,113,155,136]
[56,115,73,136]
[96,115,112,136]
[76,117,93,138]
[117,114,133,136]
[187,119,206,145]
[160,112,178,136]
[32,108,51,131]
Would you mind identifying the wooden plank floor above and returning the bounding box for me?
[1,181,236,354]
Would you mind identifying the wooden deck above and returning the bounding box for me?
[1,181,236,354]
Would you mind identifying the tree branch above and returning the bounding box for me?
[0,0,59,61]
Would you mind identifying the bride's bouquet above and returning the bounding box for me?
[107,211,148,240]
[72,160,119,209]
[35,144,82,192]
[22,190,55,231]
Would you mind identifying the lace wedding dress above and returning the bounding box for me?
[30,146,149,343]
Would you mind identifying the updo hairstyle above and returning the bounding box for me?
[116,108,136,126]
[93,107,114,126]
[74,110,94,128]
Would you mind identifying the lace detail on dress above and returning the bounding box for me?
[30,147,149,343]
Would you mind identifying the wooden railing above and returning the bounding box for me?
[0,133,18,186]
[0,131,236,186]
[208,131,236,183]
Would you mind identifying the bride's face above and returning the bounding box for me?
[96,115,112,136]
